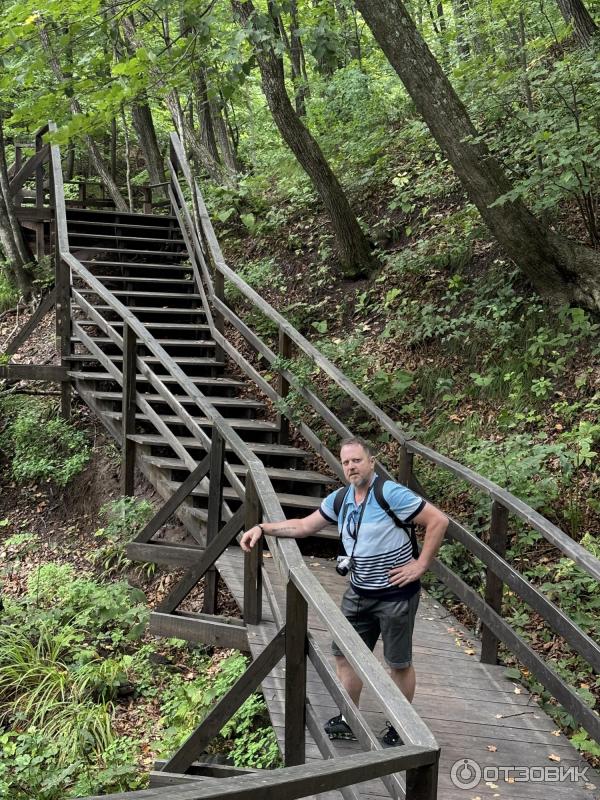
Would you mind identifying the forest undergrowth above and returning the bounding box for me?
[0,386,280,799]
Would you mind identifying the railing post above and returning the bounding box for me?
[203,429,224,615]
[143,186,152,215]
[34,130,45,260]
[214,269,225,362]
[14,145,22,206]
[277,328,292,444]
[406,754,440,800]
[55,254,71,420]
[121,322,137,496]
[243,474,262,625]
[399,444,414,487]
[480,501,509,664]
[284,576,308,766]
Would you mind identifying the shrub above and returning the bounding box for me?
[0,397,90,486]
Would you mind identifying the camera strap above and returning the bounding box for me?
[338,484,372,560]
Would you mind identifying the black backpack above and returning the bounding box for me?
[332,475,420,559]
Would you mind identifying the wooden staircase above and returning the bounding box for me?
[66,205,335,535]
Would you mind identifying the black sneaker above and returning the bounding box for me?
[324,714,357,740]
[381,721,403,747]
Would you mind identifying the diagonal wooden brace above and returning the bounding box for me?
[161,626,286,774]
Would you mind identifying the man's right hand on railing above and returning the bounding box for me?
[240,512,328,552]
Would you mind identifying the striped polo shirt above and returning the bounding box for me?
[320,475,425,600]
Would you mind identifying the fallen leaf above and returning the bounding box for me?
[495,714,503,719]
[505,776,515,783]
[551,730,561,737]
[548,754,561,762]
[584,783,596,790]
[263,553,272,558]
[485,783,499,790]
[465,648,476,655]
[487,745,497,752]
[514,687,522,694]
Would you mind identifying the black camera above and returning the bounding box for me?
[336,556,352,576]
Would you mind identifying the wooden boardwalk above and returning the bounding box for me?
[215,548,599,800]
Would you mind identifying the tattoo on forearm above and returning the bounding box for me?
[269,525,297,537]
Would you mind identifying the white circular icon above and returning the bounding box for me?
[450,758,482,789]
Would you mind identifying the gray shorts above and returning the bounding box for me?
[332,585,420,669]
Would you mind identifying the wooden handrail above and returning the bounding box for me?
[167,131,600,742]
[169,133,600,584]
[50,138,438,768]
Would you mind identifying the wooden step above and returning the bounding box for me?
[129,433,307,460]
[107,410,278,432]
[80,261,192,272]
[87,390,263,411]
[164,479,322,511]
[76,290,203,300]
[85,305,206,316]
[70,246,187,258]
[66,208,177,222]
[70,233,185,245]
[75,320,211,333]
[92,275,194,285]
[66,355,223,369]
[71,336,215,347]
[69,371,244,391]
[143,454,334,486]
[67,220,176,233]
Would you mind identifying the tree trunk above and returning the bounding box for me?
[0,119,32,297]
[556,0,598,45]
[273,3,308,115]
[130,99,167,189]
[354,0,600,310]
[121,107,134,212]
[232,0,375,277]
[37,21,127,211]
[195,66,221,165]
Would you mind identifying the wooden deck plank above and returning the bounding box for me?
[213,548,598,800]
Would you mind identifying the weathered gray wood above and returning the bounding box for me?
[121,322,137,496]
[153,760,257,778]
[9,142,50,194]
[307,636,404,800]
[149,611,249,650]
[243,476,263,625]
[285,578,308,766]
[5,289,56,356]
[445,517,600,671]
[0,364,67,381]
[204,431,224,615]
[84,746,437,800]
[406,750,439,800]
[126,541,205,568]
[288,566,438,749]
[304,702,362,800]
[277,329,292,444]
[480,501,508,665]
[161,626,286,775]
[429,557,600,742]
[134,454,211,544]
[156,504,246,613]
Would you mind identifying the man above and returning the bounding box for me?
[240,436,448,746]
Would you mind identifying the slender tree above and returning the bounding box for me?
[0,117,32,298]
[354,0,600,311]
[232,0,375,277]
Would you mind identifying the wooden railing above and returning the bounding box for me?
[49,132,441,798]
[166,132,600,747]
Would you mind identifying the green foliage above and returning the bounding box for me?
[0,266,19,311]
[91,497,155,577]
[0,567,149,797]
[224,257,284,304]
[0,397,90,487]
[159,652,281,768]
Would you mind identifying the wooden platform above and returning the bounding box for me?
[214,548,599,800]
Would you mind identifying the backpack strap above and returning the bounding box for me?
[373,475,420,560]
[332,485,351,556]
